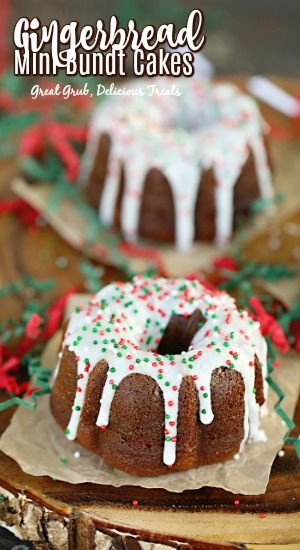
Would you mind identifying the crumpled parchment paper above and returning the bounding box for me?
[0,299,299,495]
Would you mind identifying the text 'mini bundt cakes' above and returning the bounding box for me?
[51,277,268,476]
[81,77,273,250]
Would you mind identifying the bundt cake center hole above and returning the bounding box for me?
[157,309,206,356]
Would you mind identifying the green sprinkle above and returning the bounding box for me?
[110,367,116,373]
[203,392,208,398]
[60,457,68,464]
[112,384,118,390]
[75,405,81,411]
[201,409,207,415]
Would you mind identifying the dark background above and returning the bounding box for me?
[10,0,300,76]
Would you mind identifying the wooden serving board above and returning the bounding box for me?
[0,77,300,549]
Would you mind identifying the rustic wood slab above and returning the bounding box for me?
[0,77,300,549]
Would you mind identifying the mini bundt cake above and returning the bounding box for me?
[81,77,273,250]
[51,276,268,476]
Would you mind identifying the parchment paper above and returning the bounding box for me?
[0,297,299,495]
[10,177,228,276]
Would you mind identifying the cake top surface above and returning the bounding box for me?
[65,275,264,361]
[91,77,263,143]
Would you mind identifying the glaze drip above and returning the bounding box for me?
[59,277,268,466]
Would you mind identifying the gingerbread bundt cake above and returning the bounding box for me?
[81,77,273,250]
[51,277,268,476]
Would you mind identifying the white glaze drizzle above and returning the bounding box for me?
[57,277,268,466]
[81,77,273,250]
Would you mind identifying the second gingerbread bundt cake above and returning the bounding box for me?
[51,277,268,476]
[81,77,273,250]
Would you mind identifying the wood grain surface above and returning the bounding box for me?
[0,77,299,549]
